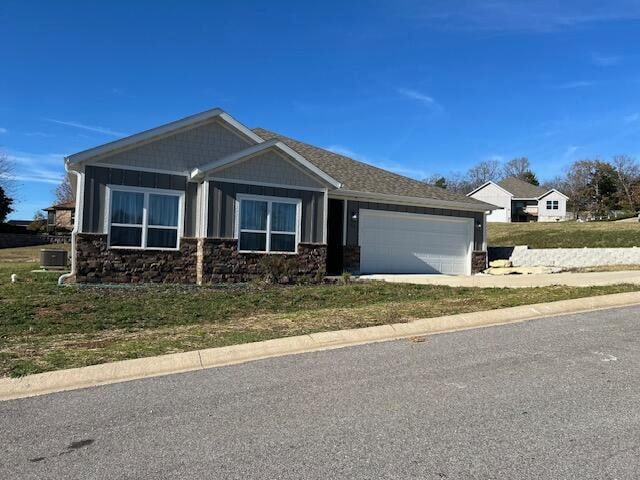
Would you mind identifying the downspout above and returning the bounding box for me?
[58,162,84,285]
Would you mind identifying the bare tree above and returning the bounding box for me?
[612,154,640,211]
[423,174,448,189]
[466,159,501,190]
[0,151,14,191]
[502,157,530,179]
[54,172,76,204]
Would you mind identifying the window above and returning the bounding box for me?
[546,200,559,210]
[107,187,183,250]
[237,195,300,253]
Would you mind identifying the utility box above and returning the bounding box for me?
[40,249,68,269]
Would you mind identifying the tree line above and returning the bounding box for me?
[426,155,640,218]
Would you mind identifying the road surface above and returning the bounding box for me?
[2,306,640,479]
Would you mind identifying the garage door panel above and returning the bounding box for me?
[359,209,473,275]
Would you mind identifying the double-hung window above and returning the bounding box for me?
[107,186,183,250]
[546,200,559,210]
[237,195,300,253]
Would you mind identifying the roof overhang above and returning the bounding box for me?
[331,189,497,213]
[64,108,265,168]
[190,139,342,188]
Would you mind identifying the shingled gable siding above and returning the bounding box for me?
[82,165,197,236]
[207,181,325,244]
[344,200,485,250]
[213,149,326,189]
[94,118,255,172]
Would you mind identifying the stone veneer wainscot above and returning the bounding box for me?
[75,233,327,284]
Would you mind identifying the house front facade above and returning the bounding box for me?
[467,177,569,223]
[62,108,494,284]
[44,201,75,233]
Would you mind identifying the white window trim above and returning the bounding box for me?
[234,194,302,254]
[546,200,559,210]
[105,185,185,251]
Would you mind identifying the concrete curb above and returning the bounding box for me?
[2,291,640,401]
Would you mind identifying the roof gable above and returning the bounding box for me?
[66,108,264,167]
[190,140,340,188]
[467,181,513,198]
[538,188,569,200]
[497,177,549,198]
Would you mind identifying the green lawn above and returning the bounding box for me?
[1,245,638,377]
[488,221,640,248]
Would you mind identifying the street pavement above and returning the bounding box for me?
[2,306,640,479]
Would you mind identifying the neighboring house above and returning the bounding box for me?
[44,201,76,233]
[6,220,31,228]
[62,108,495,284]
[467,177,569,223]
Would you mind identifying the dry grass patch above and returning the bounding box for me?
[488,221,640,248]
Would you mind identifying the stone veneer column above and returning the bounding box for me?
[196,238,204,285]
[471,251,488,274]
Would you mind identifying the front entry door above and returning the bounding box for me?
[326,199,344,275]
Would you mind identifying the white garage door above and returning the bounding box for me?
[359,209,474,275]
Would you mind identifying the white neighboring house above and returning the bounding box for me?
[467,177,569,223]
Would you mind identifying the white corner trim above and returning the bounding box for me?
[342,199,348,246]
[202,180,210,237]
[322,188,329,244]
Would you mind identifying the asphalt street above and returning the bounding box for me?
[2,305,640,479]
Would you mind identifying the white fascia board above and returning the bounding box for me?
[466,181,493,197]
[537,189,570,200]
[274,141,341,188]
[467,181,513,198]
[65,108,265,166]
[331,189,496,213]
[218,112,264,144]
[190,140,342,189]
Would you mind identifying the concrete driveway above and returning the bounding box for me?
[360,270,640,288]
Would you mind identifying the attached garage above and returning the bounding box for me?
[358,209,474,275]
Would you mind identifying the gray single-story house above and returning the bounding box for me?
[467,177,569,223]
[61,108,495,284]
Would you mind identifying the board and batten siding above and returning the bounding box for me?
[82,165,198,236]
[344,200,485,250]
[207,181,325,244]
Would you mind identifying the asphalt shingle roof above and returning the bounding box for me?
[497,177,549,198]
[253,128,491,209]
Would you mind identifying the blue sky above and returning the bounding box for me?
[1,1,640,219]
